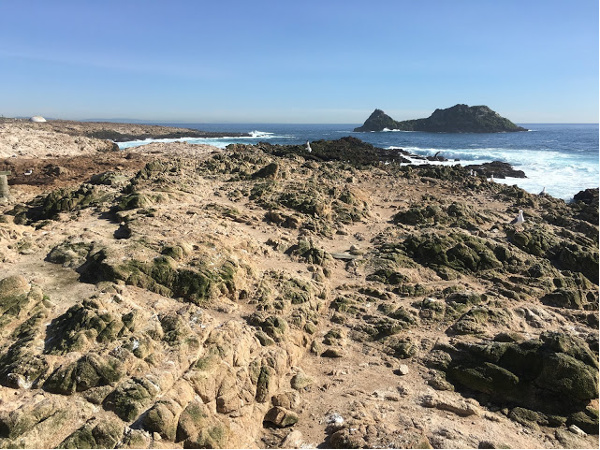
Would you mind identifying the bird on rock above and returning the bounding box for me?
[510,209,525,229]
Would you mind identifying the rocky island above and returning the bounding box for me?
[0,120,597,449]
[354,104,528,133]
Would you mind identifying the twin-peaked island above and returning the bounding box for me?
[354,104,528,133]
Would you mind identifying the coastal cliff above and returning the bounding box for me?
[0,121,597,449]
[354,104,528,133]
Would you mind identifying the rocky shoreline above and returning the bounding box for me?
[0,121,597,449]
[0,118,247,158]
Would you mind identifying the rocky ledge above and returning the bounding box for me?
[354,105,528,133]
[0,129,597,449]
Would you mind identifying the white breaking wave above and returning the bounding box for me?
[386,145,598,200]
[117,131,292,150]
[249,130,274,138]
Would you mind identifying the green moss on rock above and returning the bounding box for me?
[58,419,123,449]
[103,377,160,422]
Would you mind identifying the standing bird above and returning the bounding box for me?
[539,187,547,196]
[510,209,525,228]
[306,141,312,153]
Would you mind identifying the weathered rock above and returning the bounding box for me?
[45,299,126,354]
[142,400,180,441]
[421,393,481,416]
[176,401,230,448]
[44,352,125,394]
[58,419,123,449]
[264,406,299,427]
[466,161,527,179]
[433,331,599,416]
[46,241,93,268]
[290,370,313,390]
[0,275,29,300]
[103,376,161,422]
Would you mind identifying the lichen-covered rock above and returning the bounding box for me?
[402,232,502,275]
[142,400,180,441]
[176,401,230,448]
[45,299,126,354]
[78,249,238,304]
[0,305,50,388]
[58,418,123,449]
[286,239,332,265]
[264,406,299,427]
[247,313,289,343]
[14,185,109,223]
[252,162,279,179]
[0,398,58,440]
[103,376,161,422]
[44,352,125,394]
[433,331,599,416]
[0,275,29,300]
[46,241,93,268]
[568,408,599,435]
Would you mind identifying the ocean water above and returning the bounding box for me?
[118,123,599,201]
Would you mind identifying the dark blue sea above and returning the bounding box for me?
[118,123,599,201]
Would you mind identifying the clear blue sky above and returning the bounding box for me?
[1,0,597,123]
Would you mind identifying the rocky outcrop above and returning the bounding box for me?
[465,161,527,179]
[429,332,599,416]
[354,104,527,133]
[0,129,598,449]
[352,109,400,132]
[0,119,119,158]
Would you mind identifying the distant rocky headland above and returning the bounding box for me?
[1,118,248,144]
[354,104,528,133]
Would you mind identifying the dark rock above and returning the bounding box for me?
[45,300,125,354]
[568,408,599,435]
[44,353,125,394]
[353,109,401,132]
[12,185,109,223]
[142,400,179,441]
[402,232,502,274]
[435,332,598,416]
[569,188,600,225]
[113,223,132,239]
[103,377,160,422]
[252,162,279,179]
[465,161,527,179]
[354,105,527,133]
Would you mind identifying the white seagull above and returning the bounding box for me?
[306,141,312,153]
[24,169,33,176]
[510,209,525,227]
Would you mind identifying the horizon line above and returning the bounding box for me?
[4,116,599,126]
